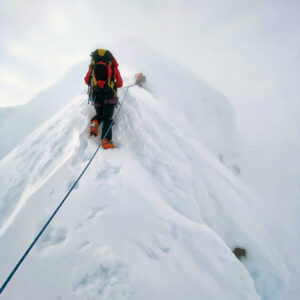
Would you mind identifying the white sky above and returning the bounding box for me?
[0,0,299,107]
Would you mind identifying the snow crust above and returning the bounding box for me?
[0,62,87,160]
[0,43,292,299]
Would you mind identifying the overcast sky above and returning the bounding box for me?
[0,0,298,105]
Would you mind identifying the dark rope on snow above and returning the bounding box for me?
[0,85,132,294]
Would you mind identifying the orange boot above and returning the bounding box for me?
[102,138,115,149]
[90,119,99,137]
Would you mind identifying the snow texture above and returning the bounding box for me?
[0,43,292,300]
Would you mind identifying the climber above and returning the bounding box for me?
[84,49,123,149]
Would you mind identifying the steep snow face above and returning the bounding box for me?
[0,62,87,160]
[0,96,86,232]
[0,85,289,299]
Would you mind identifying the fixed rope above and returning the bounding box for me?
[0,85,131,294]
[120,84,135,89]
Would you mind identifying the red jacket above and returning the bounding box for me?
[84,57,123,88]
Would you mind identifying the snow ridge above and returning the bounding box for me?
[0,84,290,299]
[0,42,291,299]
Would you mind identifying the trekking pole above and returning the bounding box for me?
[87,86,91,104]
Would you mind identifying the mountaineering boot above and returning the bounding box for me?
[90,119,99,136]
[102,138,115,149]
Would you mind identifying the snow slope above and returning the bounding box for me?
[0,40,241,171]
[114,39,241,171]
[0,62,87,160]
[0,43,291,299]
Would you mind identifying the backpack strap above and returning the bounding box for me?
[91,62,113,88]
[107,62,114,89]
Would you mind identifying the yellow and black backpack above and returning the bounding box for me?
[90,49,116,99]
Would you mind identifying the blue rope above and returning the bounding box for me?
[91,94,96,103]
[0,86,131,294]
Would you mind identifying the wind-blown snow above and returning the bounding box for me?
[0,62,87,160]
[0,96,85,233]
[0,43,292,299]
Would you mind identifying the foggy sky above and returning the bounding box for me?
[0,0,298,108]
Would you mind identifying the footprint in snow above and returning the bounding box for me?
[72,246,132,299]
[96,165,121,181]
[137,238,171,260]
[71,137,91,166]
[36,226,68,252]
[77,241,91,252]
[74,223,84,231]
[66,178,80,191]
[157,241,170,254]
[86,205,107,222]
[74,204,107,231]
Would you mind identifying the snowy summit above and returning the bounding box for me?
[0,42,293,300]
